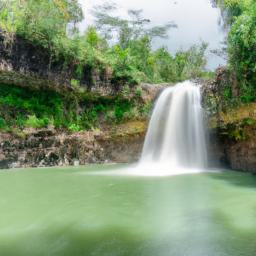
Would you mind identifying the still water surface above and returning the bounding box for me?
[0,165,256,255]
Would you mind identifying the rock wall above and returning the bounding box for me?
[0,30,170,170]
[209,129,256,173]
[207,104,256,173]
[0,80,166,169]
[0,121,147,169]
[203,68,256,173]
[0,30,114,95]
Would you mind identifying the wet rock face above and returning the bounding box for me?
[0,123,146,169]
[0,30,114,94]
[140,83,168,103]
[204,76,256,172]
[208,129,256,173]
[202,68,256,173]
[207,119,256,173]
[227,141,256,173]
[0,33,50,76]
[0,30,170,98]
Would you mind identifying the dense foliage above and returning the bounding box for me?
[0,84,152,132]
[217,0,256,103]
[0,0,208,85]
[0,0,209,131]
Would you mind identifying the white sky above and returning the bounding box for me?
[78,0,226,69]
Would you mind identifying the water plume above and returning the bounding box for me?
[137,81,207,176]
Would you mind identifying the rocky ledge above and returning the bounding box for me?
[208,103,256,173]
[0,121,147,169]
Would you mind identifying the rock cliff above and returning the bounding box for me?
[0,121,147,169]
[204,68,256,173]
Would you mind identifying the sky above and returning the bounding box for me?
[78,0,226,69]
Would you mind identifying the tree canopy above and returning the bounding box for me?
[216,0,256,102]
[0,0,208,86]
[92,2,177,48]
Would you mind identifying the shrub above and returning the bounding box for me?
[135,87,142,98]
[24,115,49,129]
[68,123,81,132]
[0,117,6,130]
[71,79,80,88]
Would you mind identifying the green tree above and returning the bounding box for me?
[227,4,256,102]
[92,2,177,48]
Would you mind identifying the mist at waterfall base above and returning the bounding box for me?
[92,81,208,177]
[137,81,208,176]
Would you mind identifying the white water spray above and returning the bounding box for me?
[87,80,208,177]
[137,81,208,175]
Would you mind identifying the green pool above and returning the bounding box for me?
[0,166,256,256]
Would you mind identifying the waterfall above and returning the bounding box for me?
[138,81,207,175]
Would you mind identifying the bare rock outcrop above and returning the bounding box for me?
[0,121,147,169]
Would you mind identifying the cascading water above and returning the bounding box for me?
[91,80,208,176]
[138,80,207,175]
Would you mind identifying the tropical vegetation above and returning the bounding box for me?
[216,0,256,103]
[0,0,209,131]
